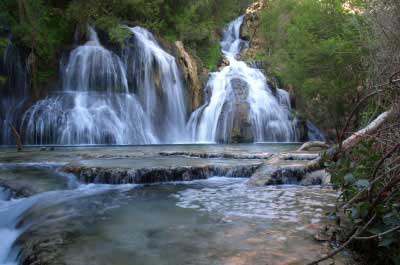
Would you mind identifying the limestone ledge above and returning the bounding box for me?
[63,163,262,184]
[62,148,328,187]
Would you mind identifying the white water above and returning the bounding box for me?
[0,188,37,265]
[7,18,305,145]
[21,26,188,145]
[124,27,188,142]
[188,16,297,143]
[0,179,136,265]
[0,39,29,145]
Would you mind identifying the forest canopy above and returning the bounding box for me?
[0,0,252,86]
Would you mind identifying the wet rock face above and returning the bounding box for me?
[217,56,230,71]
[63,163,262,185]
[239,0,266,63]
[230,78,253,143]
[216,78,253,143]
[174,41,203,112]
[0,180,36,198]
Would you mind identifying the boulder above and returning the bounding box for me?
[300,170,331,186]
[217,56,230,71]
[248,153,322,186]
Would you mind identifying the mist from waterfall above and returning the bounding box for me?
[188,16,297,143]
[21,26,188,145]
[0,39,29,145]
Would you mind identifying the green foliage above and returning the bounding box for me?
[197,40,221,71]
[95,16,131,43]
[63,0,252,69]
[0,38,8,56]
[0,0,252,89]
[0,75,7,87]
[325,140,400,264]
[260,0,367,138]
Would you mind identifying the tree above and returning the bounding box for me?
[260,0,367,141]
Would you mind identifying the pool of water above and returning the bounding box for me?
[59,178,339,265]
[0,144,350,265]
[0,143,299,164]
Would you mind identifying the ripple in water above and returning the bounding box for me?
[175,177,337,225]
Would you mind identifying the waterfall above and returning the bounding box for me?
[20,25,189,145]
[0,38,29,145]
[123,27,188,142]
[188,16,297,143]
[22,26,179,145]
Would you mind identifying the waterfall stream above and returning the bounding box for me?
[21,26,188,145]
[124,27,188,142]
[188,16,297,143]
[0,39,29,145]
[2,18,312,145]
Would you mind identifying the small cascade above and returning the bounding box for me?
[188,16,297,143]
[0,182,129,265]
[123,27,188,142]
[0,38,29,145]
[63,28,128,93]
[306,121,326,142]
[22,27,156,145]
[0,188,39,265]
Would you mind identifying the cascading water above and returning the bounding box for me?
[188,16,297,143]
[0,38,29,145]
[123,27,188,142]
[22,27,156,145]
[21,26,189,145]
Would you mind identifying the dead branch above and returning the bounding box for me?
[306,214,376,265]
[355,226,400,240]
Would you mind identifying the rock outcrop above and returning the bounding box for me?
[239,0,266,62]
[230,78,253,143]
[215,78,253,143]
[174,41,203,112]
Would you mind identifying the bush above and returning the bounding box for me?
[326,138,400,264]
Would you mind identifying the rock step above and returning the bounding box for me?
[248,157,324,186]
[63,164,263,185]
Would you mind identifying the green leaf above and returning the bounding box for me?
[379,237,395,248]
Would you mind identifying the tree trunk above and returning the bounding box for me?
[8,123,23,151]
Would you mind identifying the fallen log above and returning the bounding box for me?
[341,108,393,151]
